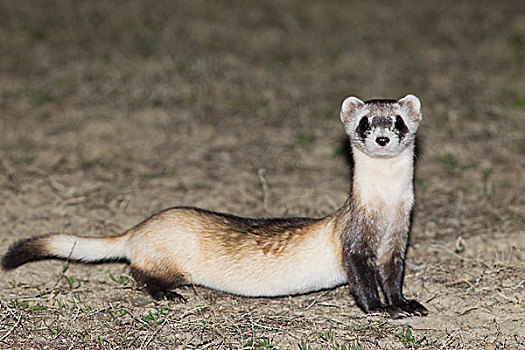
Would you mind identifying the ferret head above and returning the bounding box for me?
[340,94,422,158]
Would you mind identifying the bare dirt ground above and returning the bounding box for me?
[0,1,524,349]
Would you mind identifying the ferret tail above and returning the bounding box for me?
[2,233,131,270]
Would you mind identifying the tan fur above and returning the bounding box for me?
[121,208,346,296]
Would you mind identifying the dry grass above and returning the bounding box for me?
[1,0,524,349]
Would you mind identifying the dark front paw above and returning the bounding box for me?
[367,305,410,319]
[406,299,428,316]
[387,305,415,319]
[394,299,428,317]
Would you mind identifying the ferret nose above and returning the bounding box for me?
[375,137,390,146]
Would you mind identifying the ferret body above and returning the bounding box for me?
[2,94,428,318]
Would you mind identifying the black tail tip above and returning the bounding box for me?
[2,236,49,270]
[2,251,19,270]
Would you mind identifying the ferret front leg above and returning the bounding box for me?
[377,253,428,318]
[343,247,387,314]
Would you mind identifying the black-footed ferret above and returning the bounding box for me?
[2,94,428,318]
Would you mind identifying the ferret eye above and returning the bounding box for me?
[357,117,370,136]
[394,115,408,135]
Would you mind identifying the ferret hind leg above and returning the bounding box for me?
[130,265,187,302]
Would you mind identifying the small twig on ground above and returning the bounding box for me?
[430,244,492,268]
[305,291,331,310]
[0,299,24,343]
[0,312,22,343]
[142,317,170,349]
[0,157,20,193]
[324,195,339,211]
[33,242,76,298]
[257,168,270,212]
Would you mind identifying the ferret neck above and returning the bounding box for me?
[348,143,415,211]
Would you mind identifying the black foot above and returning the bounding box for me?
[368,305,410,319]
[386,305,412,319]
[368,300,428,319]
[151,290,187,302]
[130,267,186,302]
[402,299,428,316]
[391,299,428,317]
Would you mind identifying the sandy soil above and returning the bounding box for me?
[0,1,524,349]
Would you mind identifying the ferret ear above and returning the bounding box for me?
[340,96,364,125]
[398,94,422,122]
